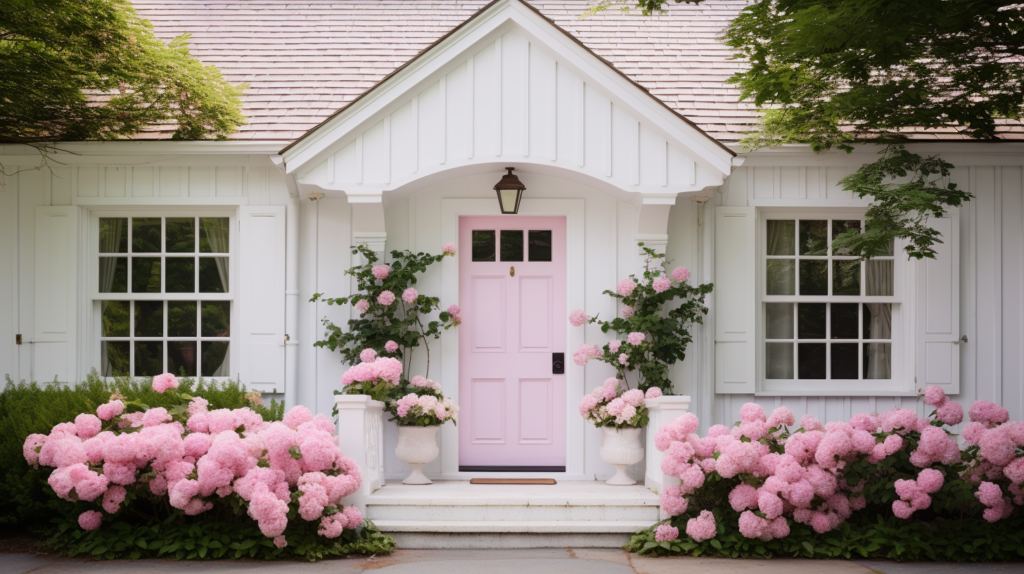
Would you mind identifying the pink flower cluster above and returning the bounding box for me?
[577,378,656,428]
[391,392,458,425]
[671,266,690,283]
[652,387,1024,542]
[447,304,462,326]
[24,384,363,544]
[355,299,370,314]
[441,242,456,256]
[572,344,603,367]
[152,373,179,394]
[341,354,403,387]
[402,288,418,304]
[617,279,637,297]
[568,309,590,328]
[377,290,396,306]
[652,275,671,293]
[410,376,442,392]
[372,265,390,280]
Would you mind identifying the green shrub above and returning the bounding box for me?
[0,372,281,531]
[628,510,1024,562]
[47,514,395,561]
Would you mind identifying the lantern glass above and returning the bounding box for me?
[498,188,521,214]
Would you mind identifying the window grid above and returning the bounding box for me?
[98,216,231,377]
[764,218,893,382]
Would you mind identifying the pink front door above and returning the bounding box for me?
[458,216,567,471]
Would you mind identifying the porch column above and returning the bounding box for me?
[636,193,676,273]
[644,395,691,508]
[336,394,385,513]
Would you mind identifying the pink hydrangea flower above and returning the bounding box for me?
[969,400,1009,426]
[618,353,629,366]
[671,266,691,283]
[384,340,399,353]
[152,373,179,394]
[924,386,948,407]
[273,535,287,548]
[645,387,663,399]
[654,523,679,542]
[371,265,390,280]
[442,242,456,256]
[617,278,637,297]
[653,275,671,293]
[74,414,102,439]
[354,299,370,314]
[78,510,103,531]
[96,400,125,421]
[377,290,395,306]
[627,332,646,345]
[767,407,796,428]
[569,309,590,327]
[739,403,766,423]
[402,288,418,304]
[447,304,461,316]
[360,348,377,363]
[620,305,634,319]
[609,340,622,353]
[686,510,716,541]
[800,414,824,432]
[937,401,964,426]
[573,344,602,366]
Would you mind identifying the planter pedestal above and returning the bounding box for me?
[599,427,644,485]
[395,425,441,485]
[335,394,385,513]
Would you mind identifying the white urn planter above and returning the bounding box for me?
[599,426,645,485]
[394,425,440,485]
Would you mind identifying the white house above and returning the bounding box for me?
[2,0,1023,547]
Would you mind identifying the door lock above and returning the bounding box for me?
[552,352,564,374]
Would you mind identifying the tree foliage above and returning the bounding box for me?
[0,0,246,144]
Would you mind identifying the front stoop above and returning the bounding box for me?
[366,480,659,549]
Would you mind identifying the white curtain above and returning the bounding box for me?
[766,222,795,295]
[202,218,230,292]
[865,261,893,379]
[99,219,124,376]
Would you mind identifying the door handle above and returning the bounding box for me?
[552,353,564,374]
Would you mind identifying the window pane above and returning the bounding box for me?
[765,303,794,339]
[99,218,127,253]
[766,260,795,295]
[202,342,230,376]
[472,230,496,262]
[202,301,231,337]
[864,343,892,379]
[798,343,826,379]
[799,260,828,295]
[799,220,828,255]
[168,301,197,337]
[166,258,195,293]
[831,303,859,339]
[766,343,794,379]
[199,218,230,253]
[168,341,198,377]
[766,221,795,255]
[798,303,826,339]
[101,301,129,337]
[99,257,128,293]
[864,304,892,339]
[528,230,552,261]
[134,301,163,337]
[199,258,228,293]
[134,341,163,377]
[866,260,894,296]
[831,220,861,255]
[833,260,860,295]
[500,230,523,261]
[132,257,161,293]
[166,218,195,253]
[132,218,161,253]
[831,343,859,379]
[101,342,130,377]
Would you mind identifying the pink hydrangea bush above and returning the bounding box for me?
[566,243,712,395]
[311,244,460,393]
[641,386,1024,551]
[388,392,459,427]
[577,378,658,429]
[25,377,365,545]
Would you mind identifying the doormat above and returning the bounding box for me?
[469,478,557,485]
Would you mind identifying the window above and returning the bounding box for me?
[471,229,553,262]
[97,215,231,378]
[763,217,895,387]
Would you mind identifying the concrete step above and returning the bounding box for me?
[368,503,658,522]
[387,532,634,549]
[371,519,653,534]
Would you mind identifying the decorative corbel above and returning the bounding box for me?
[636,193,677,272]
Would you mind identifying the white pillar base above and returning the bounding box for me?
[644,395,692,507]
[335,394,385,513]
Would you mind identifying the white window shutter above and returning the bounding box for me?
[33,206,78,382]
[714,206,756,394]
[916,211,960,394]
[238,206,286,393]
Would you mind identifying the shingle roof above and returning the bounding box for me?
[131,0,1024,143]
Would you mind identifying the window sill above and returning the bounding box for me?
[755,390,920,398]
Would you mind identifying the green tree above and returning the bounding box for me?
[1,0,246,151]
[605,0,1020,258]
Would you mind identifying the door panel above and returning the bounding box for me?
[459,215,566,470]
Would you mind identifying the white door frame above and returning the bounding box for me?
[438,197,588,479]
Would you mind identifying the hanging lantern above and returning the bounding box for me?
[493,167,525,214]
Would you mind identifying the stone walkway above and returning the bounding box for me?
[2,548,1021,574]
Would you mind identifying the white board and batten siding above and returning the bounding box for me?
[295,28,718,195]
[0,155,294,395]
[709,159,1023,428]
